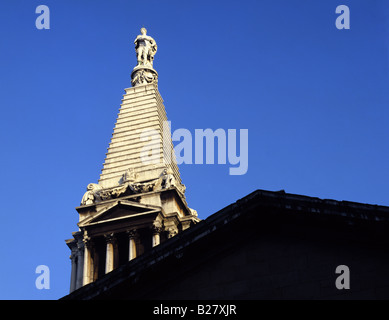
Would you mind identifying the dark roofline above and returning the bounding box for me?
[61,189,389,300]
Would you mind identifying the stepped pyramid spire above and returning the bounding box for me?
[65,28,199,293]
[98,27,182,191]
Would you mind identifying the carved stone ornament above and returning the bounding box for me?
[126,229,137,239]
[154,167,176,190]
[80,183,103,205]
[83,233,92,247]
[104,233,115,244]
[151,224,163,234]
[190,208,198,217]
[80,167,185,206]
[120,167,137,184]
[131,68,158,87]
[166,227,178,238]
[81,180,155,206]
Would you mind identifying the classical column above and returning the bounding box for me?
[104,233,115,274]
[82,235,93,286]
[127,229,137,261]
[152,225,162,247]
[69,246,78,293]
[75,239,84,290]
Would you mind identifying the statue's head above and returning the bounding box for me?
[140,27,147,35]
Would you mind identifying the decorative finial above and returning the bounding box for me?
[131,27,158,87]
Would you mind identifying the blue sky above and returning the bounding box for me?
[0,0,388,299]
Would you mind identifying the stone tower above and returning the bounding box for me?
[65,28,199,293]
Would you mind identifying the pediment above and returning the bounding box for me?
[78,200,161,227]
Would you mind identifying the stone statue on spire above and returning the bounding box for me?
[134,27,157,68]
[131,27,159,87]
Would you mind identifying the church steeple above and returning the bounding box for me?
[65,28,199,293]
